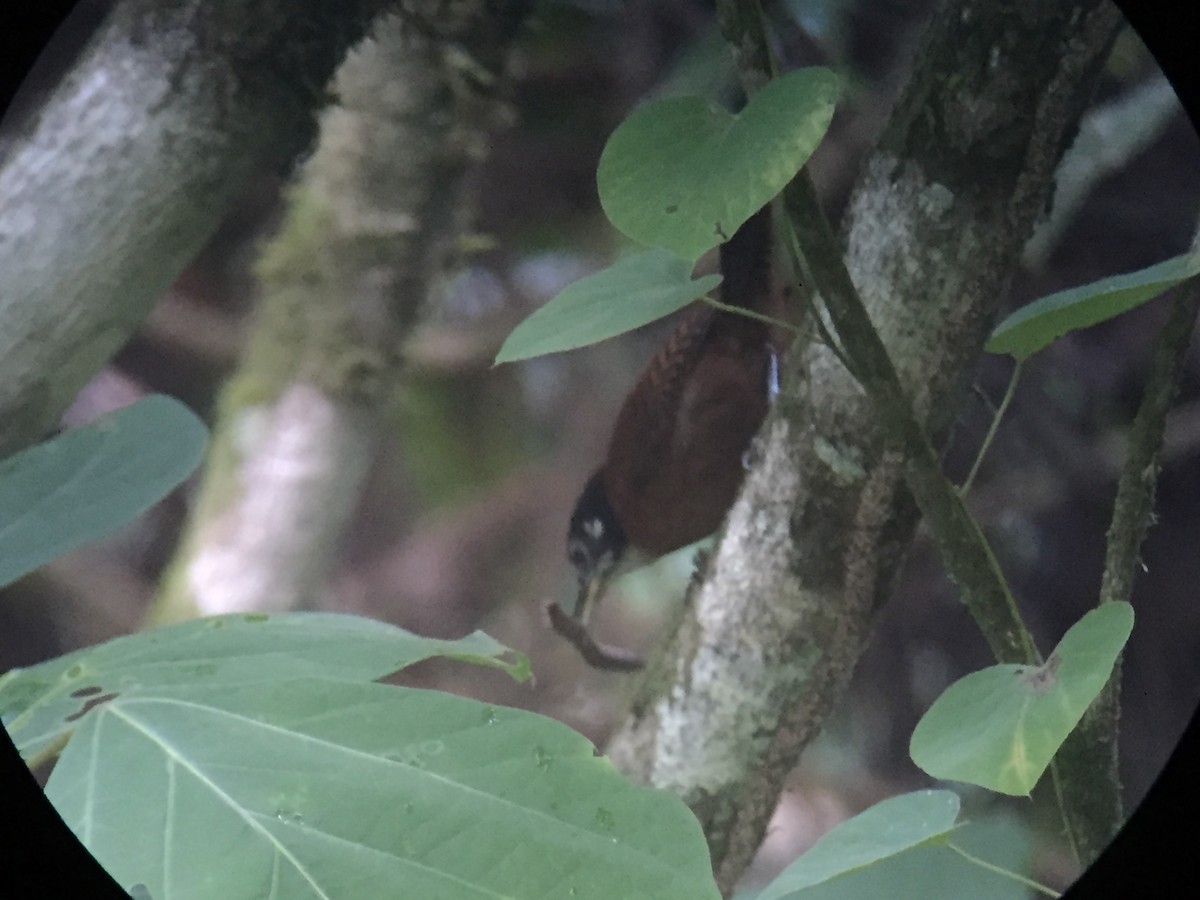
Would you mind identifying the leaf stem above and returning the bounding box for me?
[960,359,1023,497]
[699,295,802,335]
[23,731,71,772]
[946,842,1061,898]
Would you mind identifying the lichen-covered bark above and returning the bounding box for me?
[150,4,529,622]
[605,1,1123,892]
[0,0,394,455]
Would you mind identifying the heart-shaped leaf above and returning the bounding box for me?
[756,790,961,899]
[46,678,720,899]
[753,813,1031,900]
[1,612,526,762]
[597,67,838,260]
[909,602,1134,795]
[494,247,721,364]
[0,394,208,588]
[987,251,1200,359]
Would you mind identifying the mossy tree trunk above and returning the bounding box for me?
[150,3,529,623]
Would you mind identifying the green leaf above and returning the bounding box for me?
[756,790,961,899]
[0,395,209,588]
[910,602,1134,795]
[987,251,1200,359]
[597,67,838,260]
[747,813,1031,900]
[494,247,721,364]
[1,612,526,761]
[46,679,719,900]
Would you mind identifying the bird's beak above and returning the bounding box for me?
[574,571,609,626]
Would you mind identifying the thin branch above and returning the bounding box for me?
[1054,257,1200,865]
[1101,284,1200,605]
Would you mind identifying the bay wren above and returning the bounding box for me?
[564,205,780,653]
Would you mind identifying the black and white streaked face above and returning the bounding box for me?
[566,472,627,618]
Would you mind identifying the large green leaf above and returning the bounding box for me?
[0,394,208,588]
[910,602,1134,795]
[46,678,719,899]
[597,67,838,260]
[494,247,721,364]
[747,813,1031,900]
[987,251,1200,359]
[1,613,525,762]
[756,790,960,899]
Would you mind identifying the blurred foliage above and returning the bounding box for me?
[2,2,1197,893]
[393,369,530,509]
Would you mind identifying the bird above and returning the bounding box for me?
[563,204,780,651]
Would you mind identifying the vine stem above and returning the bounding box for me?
[947,842,1062,898]
[702,233,859,379]
[960,359,1024,497]
[700,294,801,334]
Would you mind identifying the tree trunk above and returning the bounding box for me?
[604,1,1124,892]
[0,0,396,455]
[149,3,529,622]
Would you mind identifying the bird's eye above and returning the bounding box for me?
[567,542,589,570]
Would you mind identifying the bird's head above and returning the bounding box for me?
[566,471,627,623]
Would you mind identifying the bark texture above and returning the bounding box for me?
[604,1,1124,892]
[0,0,395,455]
